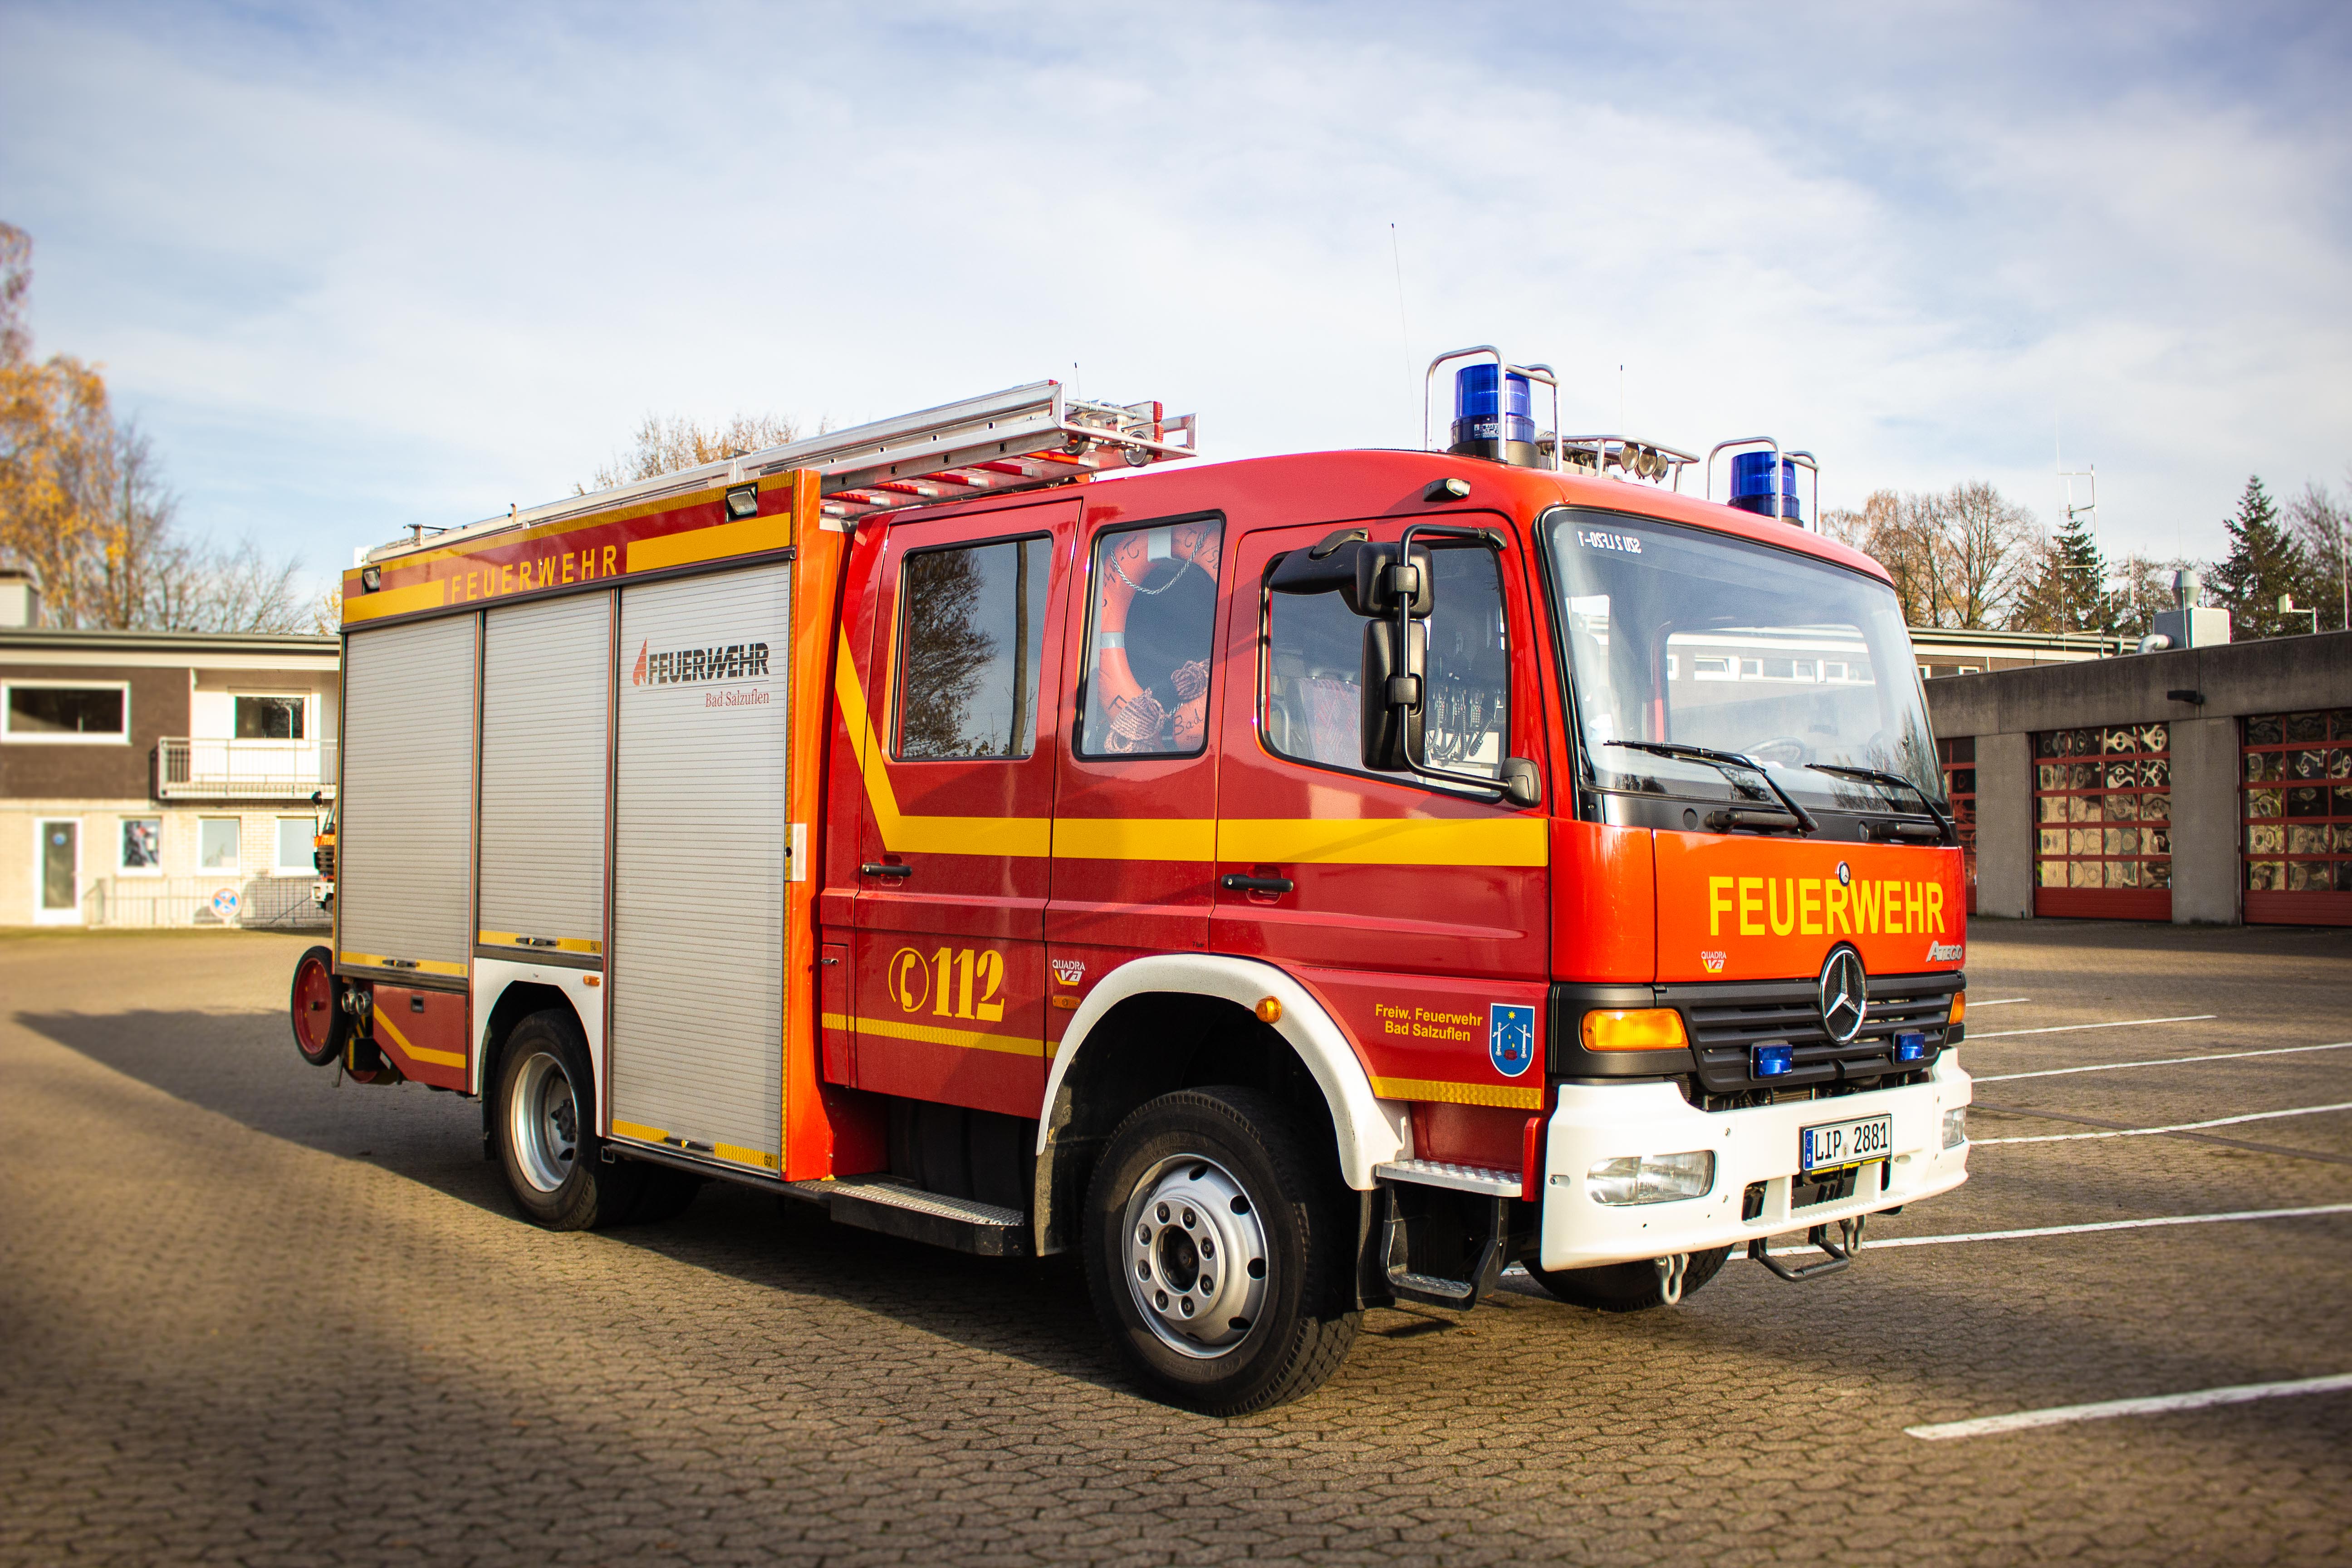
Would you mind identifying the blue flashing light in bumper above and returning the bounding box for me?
[1893,1030,1928,1063]
[1752,1042,1794,1078]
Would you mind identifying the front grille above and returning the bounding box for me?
[1669,971,1959,1097]
[316,844,336,879]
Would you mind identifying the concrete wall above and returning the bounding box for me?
[1927,630,2352,925]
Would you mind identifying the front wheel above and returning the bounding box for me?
[289,945,348,1068]
[1527,1245,1732,1312]
[1083,1088,1359,1416]
[493,1009,642,1230]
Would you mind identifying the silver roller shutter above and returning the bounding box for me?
[339,614,478,975]
[479,594,611,958]
[609,564,790,1169]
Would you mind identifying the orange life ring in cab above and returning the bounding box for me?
[1095,522,1219,752]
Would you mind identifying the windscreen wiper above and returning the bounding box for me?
[1602,740,1818,833]
[1806,763,1958,845]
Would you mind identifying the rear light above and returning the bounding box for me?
[1893,1030,1928,1063]
[1587,1151,1715,1205]
[1949,991,1966,1026]
[1943,1108,1968,1149]
[1752,1042,1794,1078]
[1581,1008,1687,1051]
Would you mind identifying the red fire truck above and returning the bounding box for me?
[289,352,1972,1413]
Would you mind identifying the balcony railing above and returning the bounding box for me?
[157,738,337,801]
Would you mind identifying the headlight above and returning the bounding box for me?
[1943,1108,1967,1150]
[1587,1150,1715,1205]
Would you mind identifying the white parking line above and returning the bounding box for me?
[1905,1373,2352,1441]
[1977,1101,2352,1145]
[1976,1040,2352,1083]
[1969,997,2031,1006]
[1967,1014,2215,1040]
[1762,1203,2352,1254]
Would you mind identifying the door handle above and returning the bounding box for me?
[1220,873,1294,895]
[860,862,914,879]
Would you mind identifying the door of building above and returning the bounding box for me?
[35,819,80,924]
[2242,708,2352,926]
[845,501,1073,1120]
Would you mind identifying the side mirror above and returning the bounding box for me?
[1360,617,1425,772]
[1268,539,1435,620]
[1497,756,1540,809]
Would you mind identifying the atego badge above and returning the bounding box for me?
[1818,946,1867,1044]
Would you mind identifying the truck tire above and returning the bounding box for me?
[1527,1245,1732,1312]
[493,1008,642,1230]
[289,945,348,1068]
[1083,1087,1359,1416]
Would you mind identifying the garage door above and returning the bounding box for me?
[2242,708,2352,926]
[2032,722,2171,921]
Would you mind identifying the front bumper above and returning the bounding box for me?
[1538,1059,1971,1272]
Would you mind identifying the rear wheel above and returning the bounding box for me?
[289,945,347,1068]
[493,1009,642,1230]
[1083,1087,1359,1416]
[1527,1245,1732,1312]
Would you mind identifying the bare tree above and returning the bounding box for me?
[579,412,818,494]
[1823,481,2040,629]
[2285,479,2350,633]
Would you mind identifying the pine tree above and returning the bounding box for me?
[2014,507,2108,633]
[2210,476,2312,639]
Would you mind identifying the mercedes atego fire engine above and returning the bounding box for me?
[289,349,1972,1413]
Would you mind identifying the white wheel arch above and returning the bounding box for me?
[1037,954,1410,1189]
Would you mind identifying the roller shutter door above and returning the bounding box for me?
[339,615,478,975]
[609,564,790,1169]
[479,594,612,958]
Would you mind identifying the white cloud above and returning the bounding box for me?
[2,0,2346,588]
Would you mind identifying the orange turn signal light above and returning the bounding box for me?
[1949,991,1965,1025]
[1581,1008,1687,1052]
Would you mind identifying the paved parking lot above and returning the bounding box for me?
[3,921,2348,1566]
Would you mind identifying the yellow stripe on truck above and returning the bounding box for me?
[1371,1074,1544,1110]
[372,1009,465,1068]
[339,951,468,979]
[823,1010,1044,1057]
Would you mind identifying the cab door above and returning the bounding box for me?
[1211,517,1552,1142]
[845,501,1073,1119]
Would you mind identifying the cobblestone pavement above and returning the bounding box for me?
[3,922,2349,1566]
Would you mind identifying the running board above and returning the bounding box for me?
[784,1176,1031,1258]
[1380,1186,1511,1311]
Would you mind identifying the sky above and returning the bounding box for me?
[2,0,2348,598]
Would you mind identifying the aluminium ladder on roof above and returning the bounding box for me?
[369,381,1196,563]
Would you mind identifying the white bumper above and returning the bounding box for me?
[1537,1059,1971,1272]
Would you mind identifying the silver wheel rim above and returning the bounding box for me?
[1121,1153,1271,1360]
[512,1050,578,1194]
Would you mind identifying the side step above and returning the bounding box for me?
[1375,1161,1522,1311]
[784,1176,1031,1258]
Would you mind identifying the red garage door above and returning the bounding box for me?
[2242,709,2352,926]
[1938,735,1977,914]
[2033,723,2171,920]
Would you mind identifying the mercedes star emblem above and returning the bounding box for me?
[1818,947,1867,1044]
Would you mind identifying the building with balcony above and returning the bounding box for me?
[0,588,340,928]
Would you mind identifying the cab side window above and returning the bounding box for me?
[1266,544,1510,779]
[1076,518,1222,757]
[894,535,1050,760]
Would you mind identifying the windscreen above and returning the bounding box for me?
[1544,508,1941,813]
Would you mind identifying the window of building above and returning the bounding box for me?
[120,817,162,873]
[4,682,128,742]
[893,536,1050,760]
[235,695,305,740]
[2033,725,2171,916]
[1077,518,1222,758]
[199,818,241,870]
[2242,710,2352,923]
[1264,544,1510,779]
[276,818,317,875]
[1937,736,1976,913]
